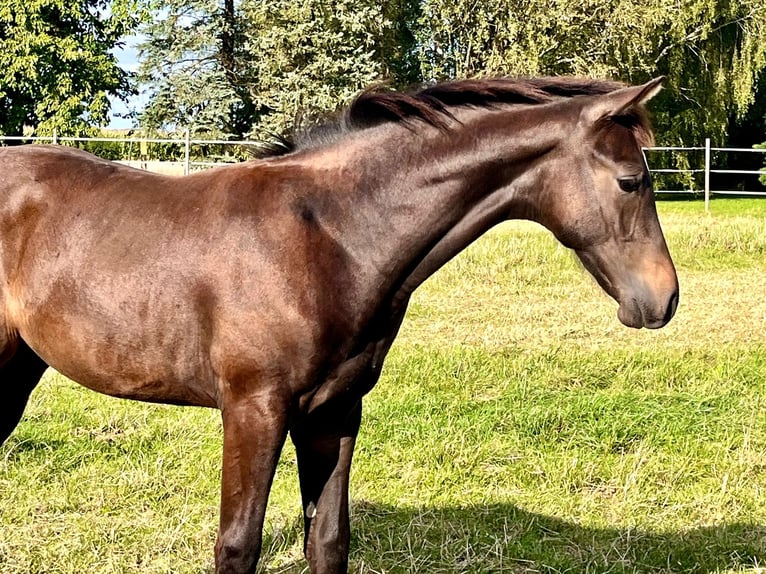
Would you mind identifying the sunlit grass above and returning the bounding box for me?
[1,198,765,573]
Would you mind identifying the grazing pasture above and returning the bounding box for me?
[1,199,765,574]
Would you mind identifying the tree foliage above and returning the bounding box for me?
[11,0,761,146]
[0,0,146,136]
[137,0,256,137]
[138,0,766,146]
[138,0,419,139]
[418,0,766,146]
[243,0,395,139]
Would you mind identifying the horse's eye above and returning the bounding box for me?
[618,177,641,193]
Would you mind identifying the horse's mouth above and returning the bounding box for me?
[617,300,645,329]
[617,291,678,329]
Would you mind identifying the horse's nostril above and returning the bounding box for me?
[664,290,679,323]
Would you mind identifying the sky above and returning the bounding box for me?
[109,36,145,129]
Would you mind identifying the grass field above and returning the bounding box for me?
[1,197,765,573]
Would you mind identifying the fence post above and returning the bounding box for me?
[704,138,711,213]
[52,128,58,146]
[184,129,191,176]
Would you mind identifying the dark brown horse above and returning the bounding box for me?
[0,77,678,573]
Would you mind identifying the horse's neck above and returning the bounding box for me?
[300,106,569,327]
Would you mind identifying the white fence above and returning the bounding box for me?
[2,134,766,212]
[0,132,276,176]
[643,139,766,211]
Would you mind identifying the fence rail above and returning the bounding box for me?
[3,134,766,211]
[643,139,766,211]
[0,132,278,175]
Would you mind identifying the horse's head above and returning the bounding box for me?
[538,78,678,329]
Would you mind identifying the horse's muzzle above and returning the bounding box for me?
[617,287,679,329]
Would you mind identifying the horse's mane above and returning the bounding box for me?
[256,77,652,156]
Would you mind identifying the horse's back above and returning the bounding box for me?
[1,144,133,186]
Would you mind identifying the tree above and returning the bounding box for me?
[136,1,766,147]
[0,0,146,136]
[137,0,256,137]
[417,0,766,146]
[242,0,396,139]
[137,0,421,139]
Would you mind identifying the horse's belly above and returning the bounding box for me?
[18,309,219,408]
[70,370,218,407]
[7,259,314,409]
[44,346,218,407]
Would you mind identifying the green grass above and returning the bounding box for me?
[2,197,766,573]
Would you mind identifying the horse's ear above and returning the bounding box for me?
[585,77,664,122]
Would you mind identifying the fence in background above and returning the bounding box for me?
[0,131,276,176]
[3,134,766,212]
[643,139,766,211]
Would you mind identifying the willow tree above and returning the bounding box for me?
[418,0,766,146]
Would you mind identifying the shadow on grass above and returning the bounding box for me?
[257,501,766,573]
[6,436,763,573]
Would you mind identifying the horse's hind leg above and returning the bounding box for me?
[0,339,48,445]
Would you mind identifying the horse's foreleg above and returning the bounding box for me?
[291,401,362,574]
[0,339,48,445]
[214,390,289,574]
